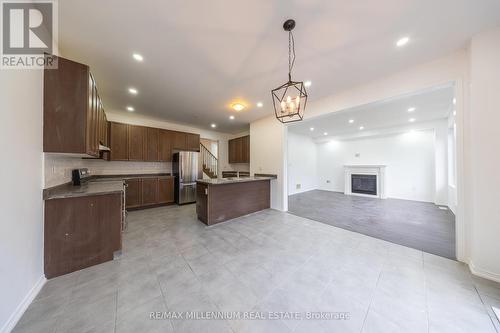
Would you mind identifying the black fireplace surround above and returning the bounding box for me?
[351,174,377,196]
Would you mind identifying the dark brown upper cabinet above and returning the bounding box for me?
[44,55,106,157]
[109,122,128,161]
[228,135,250,163]
[186,133,201,151]
[159,129,174,162]
[173,131,187,150]
[128,125,146,161]
[146,128,159,161]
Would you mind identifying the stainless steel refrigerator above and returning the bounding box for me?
[173,151,201,204]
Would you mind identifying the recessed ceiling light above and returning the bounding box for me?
[396,37,410,47]
[132,53,143,62]
[232,103,245,111]
[349,119,354,124]
[256,102,263,108]
[310,127,314,131]
[409,118,416,122]
[453,98,456,105]
[128,87,138,95]
[359,126,365,130]
[408,107,416,112]
[323,132,328,136]
[453,110,457,116]
[126,106,134,112]
[304,81,312,87]
[229,115,235,120]
[211,123,217,128]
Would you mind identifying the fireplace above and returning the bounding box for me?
[351,174,377,196]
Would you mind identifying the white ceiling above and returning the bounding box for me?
[58,0,500,133]
[288,85,454,139]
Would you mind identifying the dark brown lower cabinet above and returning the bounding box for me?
[125,178,142,208]
[142,178,158,205]
[159,177,174,203]
[44,193,122,279]
[125,176,174,209]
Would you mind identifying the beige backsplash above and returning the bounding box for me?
[44,154,171,188]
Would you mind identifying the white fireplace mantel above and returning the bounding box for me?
[344,165,387,199]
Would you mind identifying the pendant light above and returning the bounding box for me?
[271,19,308,123]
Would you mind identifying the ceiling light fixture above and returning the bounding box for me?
[453,98,457,105]
[453,110,457,116]
[128,87,138,95]
[132,53,143,62]
[349,119,354,124]
[359,126,365,130]
[310,127,314,131]
[396,36,410,47]
[304,81,312,87]
[408,107,416,112]
[409,118,416,122]
[256,102,263,108]
[211,123,217,128]
[126,106,134,112]
[232,103,245,111]
[323,132,328,136]
[271,19,308,123]
[229,115,235,120]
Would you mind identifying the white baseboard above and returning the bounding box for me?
[0,275,46,333]
[469,261,500,284]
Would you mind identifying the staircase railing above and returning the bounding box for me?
[200,143,218,177]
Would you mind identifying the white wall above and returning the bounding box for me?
[250,117,287,210]
[434,121,449,205]
[468,27,500,282]
[287,132,317,195]
[316,130,436,202]
[0,70,45,332]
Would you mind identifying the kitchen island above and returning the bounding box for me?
[196,177,273,225]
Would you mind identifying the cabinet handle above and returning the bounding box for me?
[65,233,69,236]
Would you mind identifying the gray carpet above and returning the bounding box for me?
[288,190,456,259]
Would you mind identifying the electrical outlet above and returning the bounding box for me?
[326,180,331,183]
[355,153,360,158]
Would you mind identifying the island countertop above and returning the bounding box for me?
[196,176,276,186]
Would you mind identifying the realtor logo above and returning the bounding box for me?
[1,0,57,69]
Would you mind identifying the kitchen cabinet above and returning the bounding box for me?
[228,135,250,163]
[186,133,201,151]
[159,129,174,162]
[125,176,174,209]
[44,193,122,278]
[109,123,200,161]
[173,131,187,150]
[142,178,159,205]
[128,125,146,161]
[159,177,174,203]
[146,128,159,161]
[125,178,142,208]
[109,122,129,161]
[44,55,107,158]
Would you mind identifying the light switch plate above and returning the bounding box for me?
[296,184,301,189]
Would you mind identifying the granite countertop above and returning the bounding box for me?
[92,173,172,181]
[196,176,274,185]
[44,180,125,200]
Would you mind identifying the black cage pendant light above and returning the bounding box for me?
[271,19,308,123]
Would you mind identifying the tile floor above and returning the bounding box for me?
[13,205,500,333]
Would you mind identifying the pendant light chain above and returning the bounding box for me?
[288,31,296,82]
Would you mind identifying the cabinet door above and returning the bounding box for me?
[86,75,99,157]
[145,127,159,161]
[128,125,146,161]
[109,122,129,160]
[125,178,142,208]
[158,177,174,203]
[173,131,187,150]
[242,135,250,163]
[186,133,200,151]
[235,137,243,163]
[142,178,159,205]
[228,139,236,163]
[159,129,174,162]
